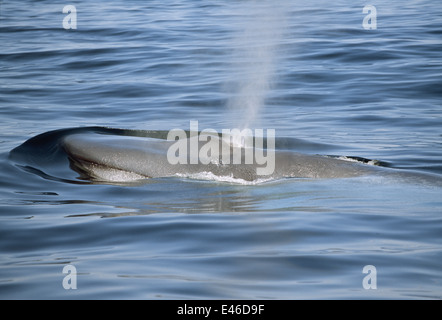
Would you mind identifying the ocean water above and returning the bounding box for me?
[1,0,442,299]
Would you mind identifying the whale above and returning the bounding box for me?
[63,133,378,182]
[9,127,442,186]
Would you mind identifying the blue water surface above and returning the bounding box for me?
[0,0,441,299]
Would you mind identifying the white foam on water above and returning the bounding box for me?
[335,156,381,166]
[175,171,273,185]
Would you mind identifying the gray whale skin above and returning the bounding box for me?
[62,132,441,185]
